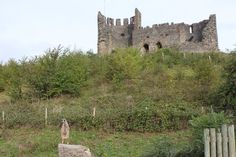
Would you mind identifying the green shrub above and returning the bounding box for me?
[54,52,89,96]
[105,48,142,85]
[141,135,196,157]
[194,59,218,102]
[20,47,89,99]
[142,136,177,157]
[209,53,236,111]
[189,112,232,156]
[0,64,4,92]
[3,60,24,101]
[141,112,231,157]
[23,47,61,98]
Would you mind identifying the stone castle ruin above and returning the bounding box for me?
[97,8,218,54]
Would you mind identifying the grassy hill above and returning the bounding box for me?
[0,47,235,156]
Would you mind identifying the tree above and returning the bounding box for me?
[0,63,4,92]
[3,59,24,101]
[210,53,236,111]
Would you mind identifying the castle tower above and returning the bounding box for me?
[134,8,141,29]
[97,9,138,54]
[203,14,219,51]
[97,11,108,54]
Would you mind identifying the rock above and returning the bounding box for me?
[58,144,94,157]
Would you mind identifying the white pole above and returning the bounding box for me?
[93,107,96,117]
[2,111,4,123]
[209,56,212,62]
[45,108,48,126]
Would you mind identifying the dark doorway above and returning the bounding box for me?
[156,42,162,49]
[143,43,149,52]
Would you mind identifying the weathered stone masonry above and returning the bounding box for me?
[97,8,218,54]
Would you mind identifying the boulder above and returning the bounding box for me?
[58,144,94,157]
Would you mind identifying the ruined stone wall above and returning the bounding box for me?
[97,13,134,54]
[132,23,189,52]
[97,9,218,54]
[179,14,219,52]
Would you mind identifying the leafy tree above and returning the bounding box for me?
[23,47,89,99]
[25,47,61,98]
[0,63,4,92]
[210,53,236,111]
[194,60,217,102]
[105,48,142,84]
[3,59,24,101]
[54,51,89,96]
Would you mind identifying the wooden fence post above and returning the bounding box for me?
[217,131,223,157]
[209,56,212,62]
[92,107,96,118]
[222,124,228,157]
[204,129,210,157]
[205,125,235,157]
[228,125,235,157]
[183,53,186,59]
[210,128,216,157]
[45,108,48,126]
[2,111,5,126]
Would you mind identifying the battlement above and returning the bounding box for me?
[106,17,131,26]
[97,9,218,54]
[98,8,141,27]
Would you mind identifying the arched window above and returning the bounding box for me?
[189,26,193,34]
[156,42,162,49]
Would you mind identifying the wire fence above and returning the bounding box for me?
[0,103,194,132]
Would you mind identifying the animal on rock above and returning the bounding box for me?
[60,118,70,144]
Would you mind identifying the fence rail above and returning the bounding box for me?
[204,124,235,157]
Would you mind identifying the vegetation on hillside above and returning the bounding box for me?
[0,47,236,156]
[0,47,228,102]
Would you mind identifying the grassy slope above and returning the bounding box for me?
[0,127,190,157]
[0,50,230,156]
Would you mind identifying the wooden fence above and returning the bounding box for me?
[1,107,93,127]
[204,124,235,157]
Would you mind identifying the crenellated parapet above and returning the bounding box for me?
[98,15,141,27]
[97,8,142,54]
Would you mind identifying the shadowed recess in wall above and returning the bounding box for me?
[156,42,162,49]
[143,43,149,52]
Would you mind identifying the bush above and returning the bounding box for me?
[22,47,61,98]
[142,136,177,157]
[209,53,236,111]
[194,59,218,102]
[3,60,24,101]
[189,112,232,156]
[0,64,5,92]
[105,48,142,86]
[141,112,231,157]
[20,47,89,99]
[54,51,89,96]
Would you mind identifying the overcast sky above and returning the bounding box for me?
[0,0,236,62]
